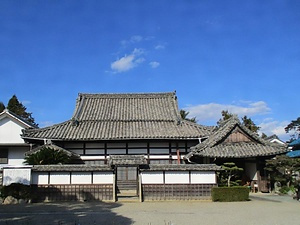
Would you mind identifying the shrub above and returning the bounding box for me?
[212,186,249,202]
[279,185,296,194]
[0,183,31,200]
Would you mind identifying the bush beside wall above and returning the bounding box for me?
[0,183,31,200]
[212,186,249,202]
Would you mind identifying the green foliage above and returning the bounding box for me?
[0,102,5,113]
[285,117,300,140]
[279,185,296,194]
[180,109,197,123]
[7,95,38,127]
[241,115,260,133]
[217,111,260,133]
[265,155,300,187]
[0,183,31,200]
[212,186,249,202]
[24,147,72,165]
[217,110,235,126]
[218,162,244,187]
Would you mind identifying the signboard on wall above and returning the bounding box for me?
[2,167,32,186]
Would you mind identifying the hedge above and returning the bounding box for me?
[212,186,249,202]
[0,183,31,200]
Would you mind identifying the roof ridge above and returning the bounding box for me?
[78,92,176,98]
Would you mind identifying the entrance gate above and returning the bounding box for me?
[116,166,138,196]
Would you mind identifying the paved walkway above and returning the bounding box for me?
[0,193,299,225]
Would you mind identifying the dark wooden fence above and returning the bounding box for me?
[142,184,215,201]
[31,184,113,202]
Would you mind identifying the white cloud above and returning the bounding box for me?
[111,48,145,73]
[130,35,143,43]
[40,121,55,128]
[149,61,160,68]
[258,119,290,141]
[121,35,144,46]
[155,44,165,50]
[21,100,31,105]
[184,101,271,123]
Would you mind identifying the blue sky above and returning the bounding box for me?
[1,1,299,140]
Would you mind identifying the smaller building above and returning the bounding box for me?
[184,116,287,192]
[0,109,36,167]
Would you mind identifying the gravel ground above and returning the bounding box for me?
[0,193,299,225]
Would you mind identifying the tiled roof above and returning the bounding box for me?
[0,109,37,128]
[22,92,213,141]
[140,164,222,171]
[185,116,287,159]
[108,155,148,166]
[32,164,113,172]
[25,144,80,158]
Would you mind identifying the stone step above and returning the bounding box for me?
[117,195,140,203]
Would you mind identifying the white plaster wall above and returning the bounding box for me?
[141,171,164,184]
[93,172,114,184]
[71,172,92,184]
[49,172,70,184]
[0,118,26,143]
[3,168,31,186]
[7,147,27,166]
[190,171,216,184]
[165,171,189,184]
[80,156,105,160]
[149,155,170,159]
[31,172,49,185]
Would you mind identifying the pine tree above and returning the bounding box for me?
[0,102,5,113]
[180,109,197,123]
[7,95,38,127]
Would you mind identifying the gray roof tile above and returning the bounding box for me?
[185,116,287,159]
[22,92,213,141]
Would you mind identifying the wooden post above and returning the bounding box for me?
[113,173,116,202]
[139,173,143,202]
[177,149,181,164]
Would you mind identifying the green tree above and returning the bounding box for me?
[7,95,38,127]
[217,110,260,133]
[217,110,235,126]
[265,155,300,187]
[285,117,300,140]
[24,147,72,165]
[261,133,268,139]
[0,102,5,113]
[241,115,260,133]
[180,109,197,123]
[218,162,244,187]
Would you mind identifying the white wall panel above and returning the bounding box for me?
[71,172,92,184]
[3,167,31,186]
[165,171,189,184]
[149,155,170,159]
[7,147,27,166]
[141,171,164,184]
[49,172,70,184]
[80,156,105,160]
[190,171,216,184]
[32,172,49,185]
[0,118,27,143]
[93,172,114,184]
